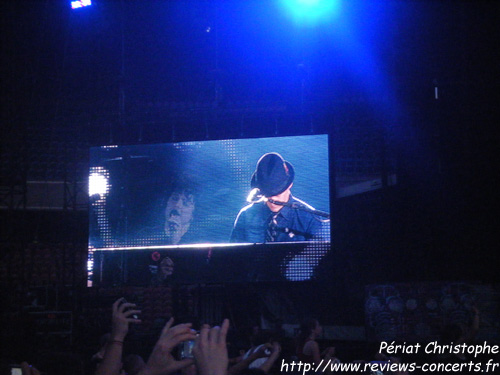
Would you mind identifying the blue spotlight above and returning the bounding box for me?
[282,0,341,25]
[71,0,92,10]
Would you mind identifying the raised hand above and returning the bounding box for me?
[139,317,197,375]
[95,298,141,375]
[111,297,141,341]
[193,319,230,375]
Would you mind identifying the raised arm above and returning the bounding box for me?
[139,318,197,375]
[95,297,141,375]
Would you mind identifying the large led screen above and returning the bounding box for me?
[88,135,331,283]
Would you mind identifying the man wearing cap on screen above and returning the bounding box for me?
[230,152,329,243]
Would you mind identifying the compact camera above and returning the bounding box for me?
[179,339,196,359]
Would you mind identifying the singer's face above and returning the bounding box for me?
[165,190,195,233]
[266,183,292,212]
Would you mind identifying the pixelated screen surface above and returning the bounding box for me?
[88,135,331,283]
[89,135,330,249]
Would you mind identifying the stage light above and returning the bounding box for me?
[89,167,109,198]
[71,0,91,10]
[281,0,341,25]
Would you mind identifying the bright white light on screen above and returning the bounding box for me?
[71,0,91,10]
[89,171,109,197]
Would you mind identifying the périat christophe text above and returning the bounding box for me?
[379,340,499,357]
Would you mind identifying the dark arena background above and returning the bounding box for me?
[1,1,499,374]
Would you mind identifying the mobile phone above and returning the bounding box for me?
[10,365,22,375]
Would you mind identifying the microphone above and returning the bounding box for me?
[267,198,330,219]
[266,198,287,206]
[246,188,265,203]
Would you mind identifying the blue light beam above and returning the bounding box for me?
[281,0,341,26]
